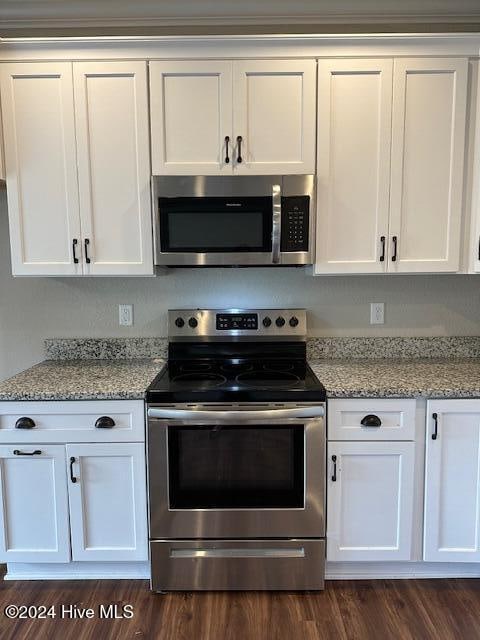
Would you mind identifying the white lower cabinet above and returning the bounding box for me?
[0,445,70,563]
[327,441,415,561]
[67,443,147,561]
[424,400,480,562]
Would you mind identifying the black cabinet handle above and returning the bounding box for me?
[15,417,36,430]
[360,414,382,428]
[84,238,91,264]
[225,136,230,164]
[331,455,337,482]
[478,237,480,261]
[236,136,243,163]
[380,236,385,262]
[432,412,438,440]
[392,236,398,262]
[13,449,41,456]
[69,457,77,483]
[95,416,115,429]
[72,238,79,264]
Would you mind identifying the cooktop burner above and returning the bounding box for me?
[172,372,228,385]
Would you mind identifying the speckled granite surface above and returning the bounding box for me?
[0,359,164,401]
[45,338,168,360]
[310,359,480,399]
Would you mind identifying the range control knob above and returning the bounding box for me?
[188,317,198,328]
[289,316,299,328]
[263,317,272,328]
[175,317,185,328]
[275,316,286,328]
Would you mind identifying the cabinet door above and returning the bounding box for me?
[0,62,82,276]
[233,60,316,175]
[74,61,153,276]
[327,441,415,561]
[315,59,392,274]
[66,443,147,561]
[150,60,232,175]
[0,445,70,562]
[424,401,480,562]
[389,58,468,273]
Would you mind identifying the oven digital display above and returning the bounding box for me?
[216,313,258,331]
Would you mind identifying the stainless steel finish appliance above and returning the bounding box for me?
[147,308,326,592]
[152,175,315,266]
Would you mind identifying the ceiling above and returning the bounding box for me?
[1,0,480,36]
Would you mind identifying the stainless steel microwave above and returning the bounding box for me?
[152,175,315,266]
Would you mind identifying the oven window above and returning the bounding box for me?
[168,425,304,509]
[159,197,272,252]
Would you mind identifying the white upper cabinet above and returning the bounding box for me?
[74,61,153,275]
[389,58,468,273]
[316,59,393,274]
[424,400,480,562]
[0,62,82,276]
[232,60,316,175]
[149,59,316,176]
[150,61,233,175]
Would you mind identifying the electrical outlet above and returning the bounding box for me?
[119,304,133,327]
[370,302,385,325]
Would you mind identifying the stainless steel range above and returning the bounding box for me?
[146,309,326,592]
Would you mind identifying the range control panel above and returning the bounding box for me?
[281,196,309,252]
[169,309,307,340]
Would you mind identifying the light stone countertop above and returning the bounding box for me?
[1,357,480,402]
[0,359,164,402]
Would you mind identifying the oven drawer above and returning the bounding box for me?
[150,539,325,591]
[328,399,416,441]
[0,401,145,443]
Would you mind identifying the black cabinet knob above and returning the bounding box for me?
[276,317,285,327]
[15,417,36,429]
[289,316,299,327]
[95,416,115,429]
[263,317,272,327]
[188,317,198,328]
[360,414,382,428]
[175,317,185,328]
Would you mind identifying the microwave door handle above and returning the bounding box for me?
[271,184,281,264]
[148,406,324,421]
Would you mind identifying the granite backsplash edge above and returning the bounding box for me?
[45,336,480,361]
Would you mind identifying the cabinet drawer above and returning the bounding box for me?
[328,399,415,441]
[0,401,145,443]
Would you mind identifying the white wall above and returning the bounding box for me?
[2,189,480,381]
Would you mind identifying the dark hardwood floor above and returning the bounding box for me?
[0,578,478,640]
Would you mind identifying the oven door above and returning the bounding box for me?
[147,405,325,539]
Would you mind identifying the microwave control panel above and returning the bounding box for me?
[281,196,310,252]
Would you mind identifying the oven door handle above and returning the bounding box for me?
[148,406,324,421]
[271,183,282,264]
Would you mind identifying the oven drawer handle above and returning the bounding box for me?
[148,406,324,421]
[170,547,305,559]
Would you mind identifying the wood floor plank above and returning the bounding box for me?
[0,578,479,640]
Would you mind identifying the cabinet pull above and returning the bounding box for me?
[15,417,36,429]
[379,236,385,262]
[236,136,243,164]
[84,239,91,264]
[360,414,382,428]
[69,457,77,483]
[225,136,230,164]
[392,236,398,262]
[432,412,438,440]
[478,237,480,261]
[13,449,41,456]
[72,238,79,264]
[331,455,337,482]
[95,416,115,429]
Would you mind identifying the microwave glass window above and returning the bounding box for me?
[168,424,305,509]
[167,211,264,251]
